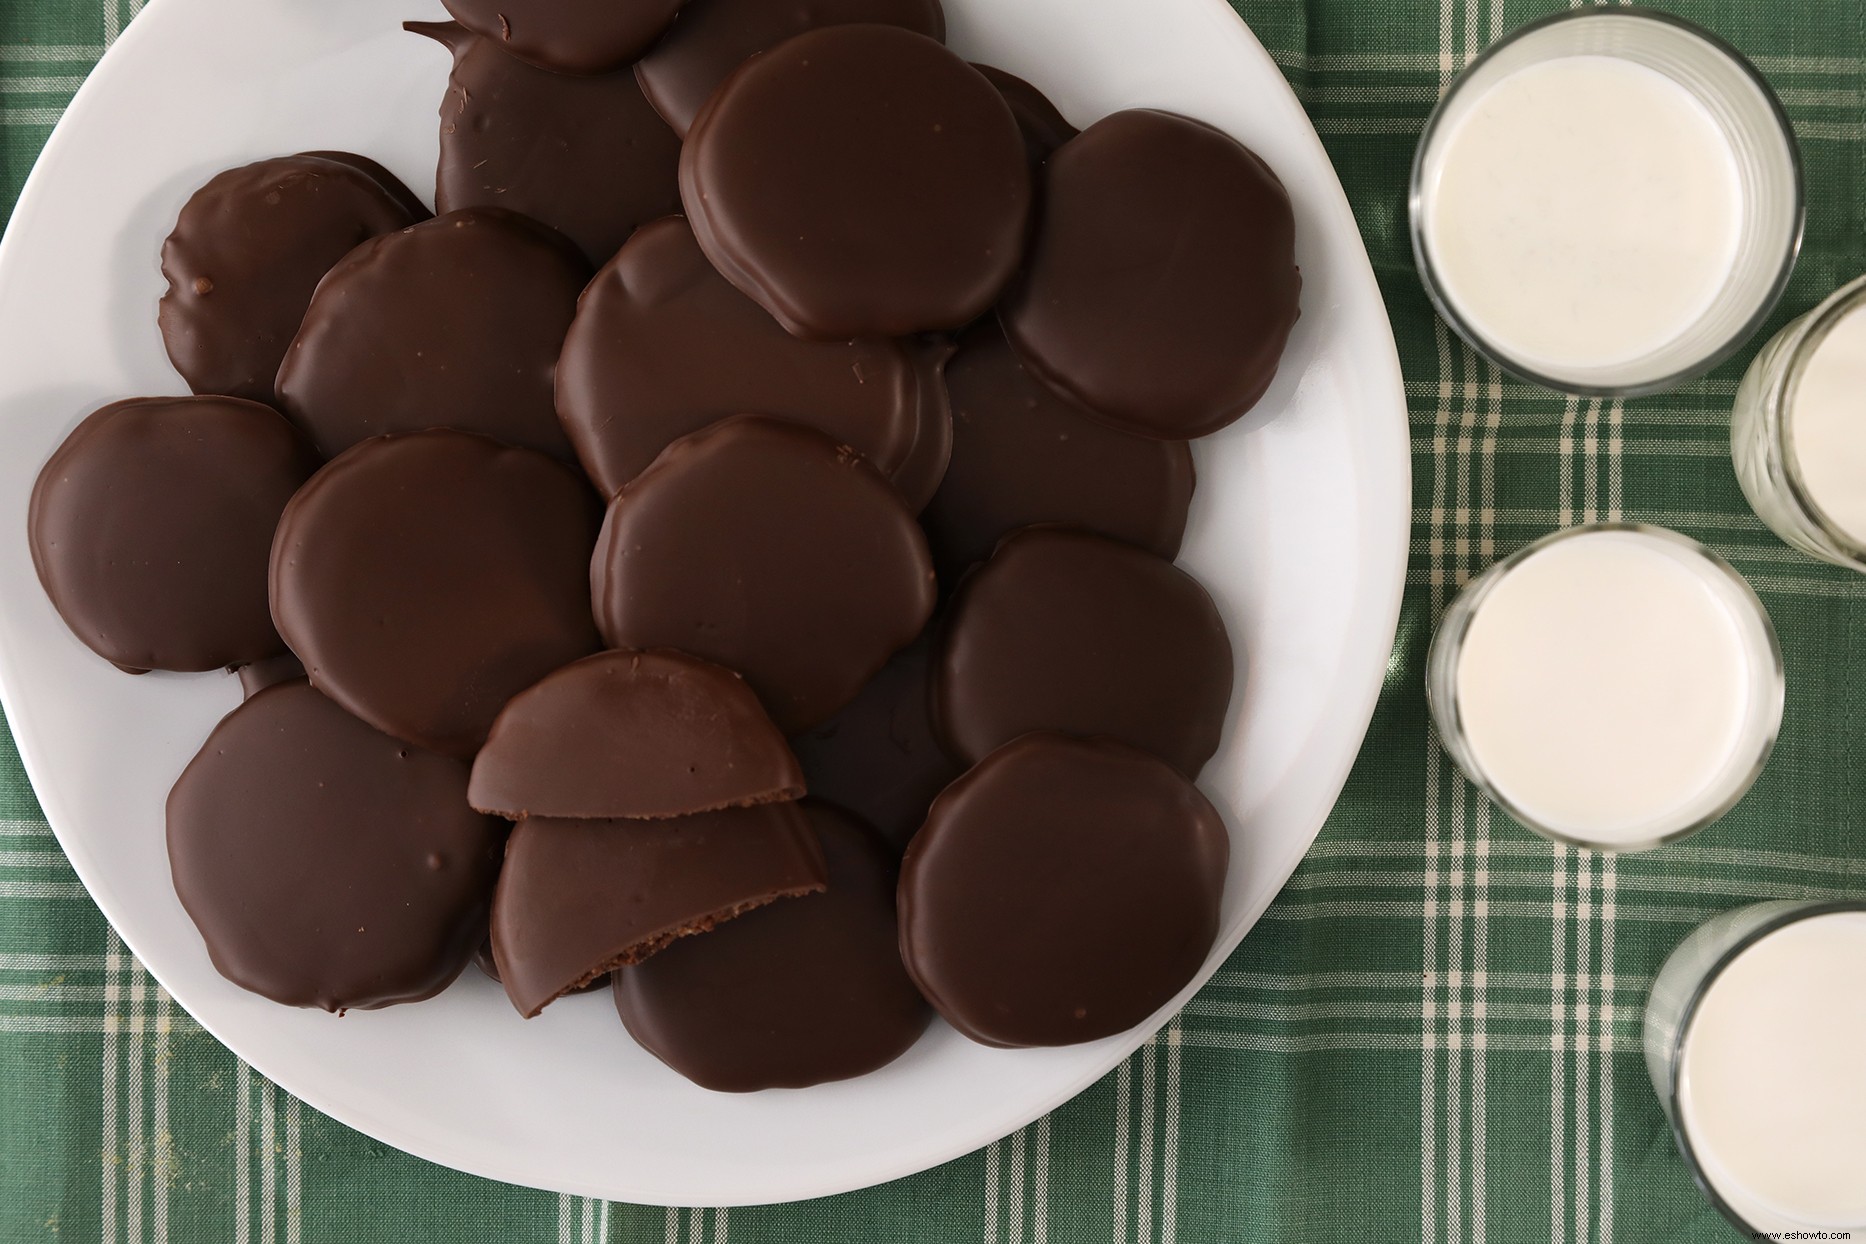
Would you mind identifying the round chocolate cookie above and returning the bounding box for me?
[935,526,1233,777]
[167,680,505,1011]
[158,153,425,405]
[635,0,946,138]
[898,733,1228,1047]
[617,802,930,1091]
[593,416,936,734]
[468,649,805,821]
[491,805,827,1018]
[439,0,685,75]
[921,322,1195,583]
[275,208,588,461]
[789,630,958,853]
[410,21,682,265]
[271,430,602,757]
[557,216,953,506]
[30,397,320,673]
[972,65,1077,165]
[681,25,1030,339]
[1001,109,1301,439]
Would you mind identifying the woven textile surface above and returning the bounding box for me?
[2,0,1863,1240]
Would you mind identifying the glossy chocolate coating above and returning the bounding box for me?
[276,208,587,462]
[270,430,602,757]
[635,0,945,138]
[593,416,936,734]
[789,630,956,853]
[237,651,306,698]
[439,0,685,75]
[473,937,606,994]
[972,65,1077,164]
[469,649,805,821]
[557,216,953,507]
[616,802,929,1091]
[166,680,505,1011]
[490,805,827,1018]
[921,321,1195,583]
[410,21,682,265]
[158,154,424,405]
[935,526,1233,776]
[1001,110,1300,439]
[898,733,1228,1047]
[297,151,432,221]
[681,25,1030,340]
[30,397,319,673]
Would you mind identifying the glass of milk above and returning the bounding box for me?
[1426,524,1783,851]
[1644,902,1866,1237]
[1411,9,1802,396]
[1731,274,1866,570]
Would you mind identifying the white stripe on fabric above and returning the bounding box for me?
[1209,970,1653,995]
[1161,1021,1182,1244]
[286,1096,302,1244]
[1112,1059,1131,1244]
[153,984,170,1244]
[1137,1036,1156,1244]
[102,928,120,1244]
[235,1065,251,1244]
[1178,1031,1643,1055]
[1551,844,1568,1244]
[260,1078,277,1244]
[126,966,144,1244]
[1033,1114,1051,1244]
[983,1138,1000,1244]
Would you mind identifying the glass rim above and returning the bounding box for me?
[1407,5,1806,398]
[1427,522,1786,853]
[1664,900,1866,1237]
[1768,273,1866,567]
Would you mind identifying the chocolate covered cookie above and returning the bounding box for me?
[921,322,1195,582]
[681,25,1030,339]
[276,208,588,461]
[469,649,804,821]
[490,805,827,1018]
[898,733,1228,1047]
[972,66,1077,164]
[159,154,425,405]
[789,631,957,853]
[439,0,685,75]
[636,0,945,138]
[557,216,952,506]
[410,21,682,265]
[30,396,319,673]
[1001,110,1300,439]
[271,430,602,757]
[592,416,936,733]
[935,526,1233,776]
[167,680,505,1011]
[616,802,929,1091]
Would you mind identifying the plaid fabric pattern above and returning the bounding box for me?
[5,0,1866,1240]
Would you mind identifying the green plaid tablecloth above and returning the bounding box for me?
[5,0,1866,1240]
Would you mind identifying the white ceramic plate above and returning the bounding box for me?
[0,0,1408,1206]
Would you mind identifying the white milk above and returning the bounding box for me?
[1422,55,1743,372]
[1454,531,1773,845]
[1790,304,1866,546]
[1680,912,1866,1228]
